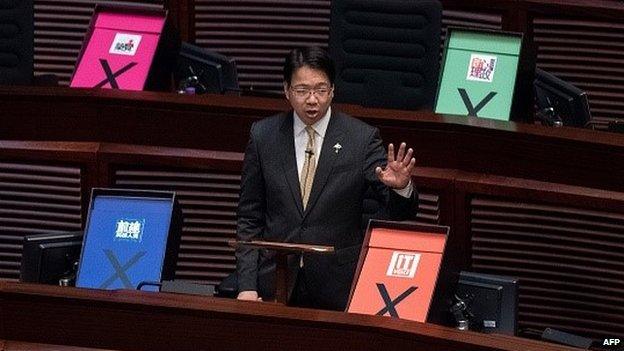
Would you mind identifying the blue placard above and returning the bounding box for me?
[76,195,173,291]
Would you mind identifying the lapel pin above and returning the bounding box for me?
[333,143,342,154]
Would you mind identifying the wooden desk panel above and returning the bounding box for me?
[1,86,622,192]
[0,282,578,351]
[1,340,116,351]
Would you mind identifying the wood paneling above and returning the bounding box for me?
[0,161,82,281]
[470,195,624,339]
[533,15,624,129]
[194,0,331,95]
[442,9,503,39]
[415,189,441,225]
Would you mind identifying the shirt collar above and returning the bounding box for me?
[293,106,331,139]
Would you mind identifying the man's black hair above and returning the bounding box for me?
[283,46,335,86]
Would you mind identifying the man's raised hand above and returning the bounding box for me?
[375,142,415,189]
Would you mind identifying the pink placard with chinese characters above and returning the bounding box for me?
[70,11,165,90]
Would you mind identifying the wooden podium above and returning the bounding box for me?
[228,240,335,303]
[0,282,578,351]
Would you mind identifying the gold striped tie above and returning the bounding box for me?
[300,126,316,210]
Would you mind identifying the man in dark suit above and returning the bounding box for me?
[236,46,417,311]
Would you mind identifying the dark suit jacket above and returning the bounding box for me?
[236,109,417,310]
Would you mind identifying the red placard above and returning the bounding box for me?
[347,224,448,322]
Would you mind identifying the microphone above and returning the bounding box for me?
[305,148,314,156]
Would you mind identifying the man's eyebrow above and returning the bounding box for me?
[292,84,331,88]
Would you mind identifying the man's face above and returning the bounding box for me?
[284,65,334,125]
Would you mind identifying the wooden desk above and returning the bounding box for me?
[0,282,578,351]
[0,339,115,351]
[1,86,623,192]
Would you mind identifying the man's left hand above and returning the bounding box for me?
[375,142,416,189]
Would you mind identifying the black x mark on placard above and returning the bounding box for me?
[458,88,498,117]
[375,283,418,318]
[94,59,138,89]
[99,249,146,289]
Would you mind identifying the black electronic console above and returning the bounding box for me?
[542,328,593,350]
[607,119,624,133]
[137,280,215,296]
[175,42,240,95]
[20,231,83,285]
[534,68,592,128]
[452,271,519,335]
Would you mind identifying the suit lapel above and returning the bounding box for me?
[279,112,304,217]
[303,111,344,219]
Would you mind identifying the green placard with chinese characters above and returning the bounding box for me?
[435,29,523,121]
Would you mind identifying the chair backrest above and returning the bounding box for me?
[0,0,33,85]
[329,0,442,110]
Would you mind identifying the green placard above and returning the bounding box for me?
[435,29,523,121]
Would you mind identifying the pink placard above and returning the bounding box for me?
[95,12,164,33]
[71,28,160,90]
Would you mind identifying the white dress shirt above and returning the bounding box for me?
[292,108,412,198]
[293,107,331,179]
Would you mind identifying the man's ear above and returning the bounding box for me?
[284,82,290,101]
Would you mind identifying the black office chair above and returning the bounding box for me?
[0,0,34,85]
[329,0,442,110]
